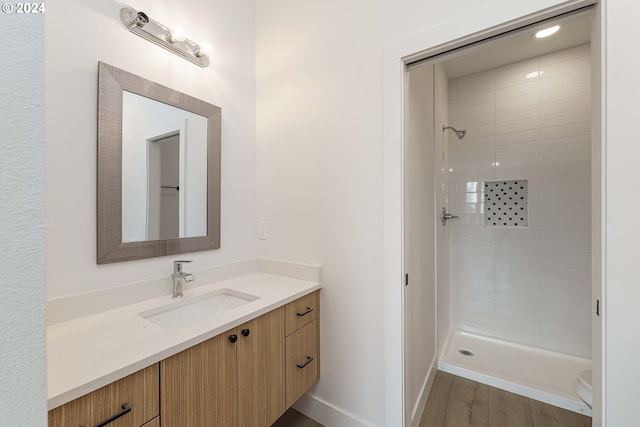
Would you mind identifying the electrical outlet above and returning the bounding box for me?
[257,221,267,240]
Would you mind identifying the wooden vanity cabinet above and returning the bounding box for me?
[160,330,238,426]
[237,307,286,427]
[286,320,319,408]
[140,417,159,427]
[160,306,285,427]
[48,364,159,427]
[49,291,319,427]
[285,290,319,335]
[284,291,320,407]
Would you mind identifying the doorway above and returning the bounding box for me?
[397,4,601,427]
[147,131,181,240]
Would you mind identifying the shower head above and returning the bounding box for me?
[443,125,466,140]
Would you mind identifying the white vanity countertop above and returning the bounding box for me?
[47,272,321,410]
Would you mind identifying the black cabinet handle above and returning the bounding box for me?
[229,334,238,343]
[241,328,250,337]
[87,403,131,427]
[296,307,314,317]
[296,356,314,369]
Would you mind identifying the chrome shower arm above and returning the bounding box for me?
[443,125,467,139]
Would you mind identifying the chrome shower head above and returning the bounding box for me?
[443,125,466,140]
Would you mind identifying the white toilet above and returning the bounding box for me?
[573,369,592,408]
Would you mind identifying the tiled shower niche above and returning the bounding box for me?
[484,180,528,227]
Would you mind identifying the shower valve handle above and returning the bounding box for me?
[441,207,458,226]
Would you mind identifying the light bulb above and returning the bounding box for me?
[167,27,185,43]
[526,71,544,79]
[535,25,560,39]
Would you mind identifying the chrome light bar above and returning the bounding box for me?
[120,7,210,68]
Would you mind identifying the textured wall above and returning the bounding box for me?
[448,44,592,357]
[0,9,47,426]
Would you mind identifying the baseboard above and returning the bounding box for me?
[411,356,437,427]
[293,393,377,427]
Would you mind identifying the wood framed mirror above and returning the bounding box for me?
[97,62,221,263]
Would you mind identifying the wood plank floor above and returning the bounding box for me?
[271,408,324,427]
[420,371,592,427]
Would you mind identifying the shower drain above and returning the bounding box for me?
[459,349,474,357]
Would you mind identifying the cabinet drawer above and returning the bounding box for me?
[48,364,159,427]
[285,290,319,335]
[285,319,319,407]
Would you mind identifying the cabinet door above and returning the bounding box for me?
[141,416,160,427]
[237,307,285,427]
[160,332,238,427]
[285,319,319,408]
[48,364,159,427]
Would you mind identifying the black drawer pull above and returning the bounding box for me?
[296,307,314,317]
[241,328,250,337]
[229,334,238,343]
[296,356,314,369]
[91,403,131,427]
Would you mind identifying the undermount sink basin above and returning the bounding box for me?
[139,288,259,329]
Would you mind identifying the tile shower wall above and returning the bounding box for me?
[447,44,591,357]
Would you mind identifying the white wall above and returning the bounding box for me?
[603,1,640,425]
[255,2,385,424]
[46,0,257,298]
[256,1,596,425]
[0,10,46,427]
[447,45,592,357]
[37,1,640,426]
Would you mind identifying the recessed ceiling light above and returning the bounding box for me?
[526,71,544,79]
[535,25,560,39]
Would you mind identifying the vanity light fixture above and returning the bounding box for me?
[535,25,560,39]
[120,6,210,68]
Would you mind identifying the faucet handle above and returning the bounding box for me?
[173,260,192,273]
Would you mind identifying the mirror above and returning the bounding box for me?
[121,91,208,242]
[97,62,221,263]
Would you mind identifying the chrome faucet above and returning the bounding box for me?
[172,260,194,299]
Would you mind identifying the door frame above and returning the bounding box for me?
[146,130,181,240]
[382,1,602,425]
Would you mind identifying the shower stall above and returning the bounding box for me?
[404,9,595,422]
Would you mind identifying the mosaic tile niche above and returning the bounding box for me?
[484,180,528,227]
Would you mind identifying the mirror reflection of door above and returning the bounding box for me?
[147,131,180,240]
[121,90,208,243]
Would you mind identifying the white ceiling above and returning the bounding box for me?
[442,11,592,79]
